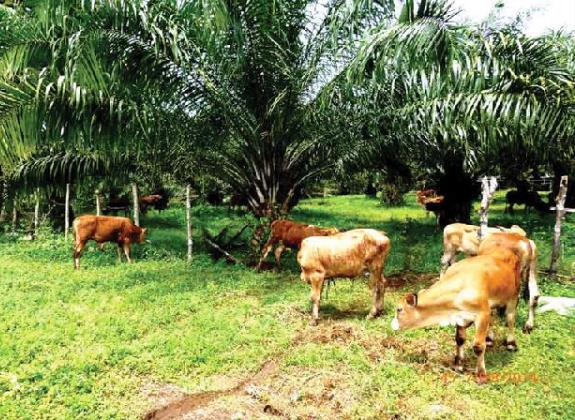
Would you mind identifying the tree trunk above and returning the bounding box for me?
[186,184,193,263]
[34,188,40,238]
[132,183,139,226]
[95,190,101,216]
[437,160,479,228]
[549,175,568,274]
[64,183,71,240]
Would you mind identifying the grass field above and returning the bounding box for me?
[0,192,574,419]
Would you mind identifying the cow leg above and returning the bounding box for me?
[73,241,86,270]
[98,243,105,251]
[472,311,490,384]
[486,325,495,348]
[440,250,455,277]
[116,245,123,262]
[367,267,386,320]
[274,242,286,268]
[504,299,518,351]
[123,243,132,263]
[309,273,325,326]
[454,323,470,372]
[256,238,276,270]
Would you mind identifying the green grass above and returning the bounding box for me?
[0,193,574,419]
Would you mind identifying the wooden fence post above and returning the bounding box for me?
[11,203,17,233]
[478,176,498,239]
[132,183,139,226]
[186,184,193,262]
[64,183,70,240]
[95,190,101,216]
[0,179,6,222]
[34,188,40,238]
[549,175,568,274]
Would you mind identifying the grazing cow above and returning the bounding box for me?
[478,232,539,333]
[505,189,549,214]
[392,239,523,384]
[257,220,339,270]
[140,194,163,214]
[297,229,390,325]
[72,215,147,269]
[440,223,526,275]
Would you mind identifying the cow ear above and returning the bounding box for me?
[405,293,418,307]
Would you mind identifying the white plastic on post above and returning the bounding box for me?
[95,189,101,216]
[34,188,40,239]
[549,176,568,274]
[478,176,498,239]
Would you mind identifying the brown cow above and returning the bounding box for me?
[297,229,390,325]
[72,215,147,269]
[392,235,523,384]
[257,220,339,270]
[440,223,526,275]
[478,232,539,333]
[140,194,163,214]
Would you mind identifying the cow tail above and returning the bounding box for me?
[522,241,534,302]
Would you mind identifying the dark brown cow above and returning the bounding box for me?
[72,215,147,269]
[257,220,339,270]
[140,194,163,214]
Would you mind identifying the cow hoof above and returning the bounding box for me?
[476,373,488,385]
[505,341,518,352]
[522,324,533,334]
[486,337,494,347]
[309,318,319,327]
[453,357,464,372]
[366,311,380,320]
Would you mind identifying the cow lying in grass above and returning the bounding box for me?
[72,215,148,269]
[440,223,526,274]
[392,232,528,384]
[297,229,390,325]
[257,219,339,270]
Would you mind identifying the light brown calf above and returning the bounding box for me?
[297,229,390,325]
[440,223,526,274]
[392,238,523,384]
[257,219,339,270]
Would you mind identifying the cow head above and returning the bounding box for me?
[325,227,339,235]
[391,292,421,331]
[138,227,148,243]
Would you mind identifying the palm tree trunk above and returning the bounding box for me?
[437,160,478,227]
[34,188,40,238]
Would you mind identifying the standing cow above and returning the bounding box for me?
[297,229,390,325]
[392,234,524,384]
[72,215,147,269]
[257,220,339,270]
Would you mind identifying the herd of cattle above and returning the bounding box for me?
[70,210,540,384]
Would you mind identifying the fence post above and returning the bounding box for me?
[95,190,101,216]
[478,176,498,239]
[186,184,193,262]
[34,188,40,239]
[549,175,568,274]
[132,183,139,226]
[64,183,70,240]
[11,202,17,233]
